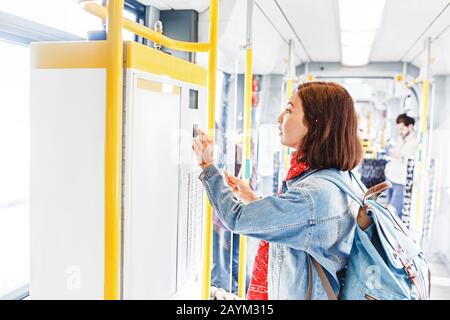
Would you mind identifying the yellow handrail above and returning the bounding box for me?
[201,0,219,300]
[414,79,430,230]
[104,0,124,300]
[81,1,210,52]
[412,37,431,235]
[237,46,253,299]
[405,78,422,88]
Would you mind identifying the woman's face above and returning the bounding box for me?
[277,92,308,149]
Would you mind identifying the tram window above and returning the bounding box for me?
[0,0,138,41]
[0,0,102,38]
[123,9,137,42]
[0,40,30,298]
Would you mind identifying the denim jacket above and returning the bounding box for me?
[199,165,362,300]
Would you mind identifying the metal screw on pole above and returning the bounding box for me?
[154,20,163,50]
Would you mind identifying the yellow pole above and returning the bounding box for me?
[104,0,123,300]
[237,46,252,299]
[414,79,430,230]
[201,0,218,300]
[286,80,293,105]
[284,40,295,173]
[413,37,431,233]
[284,79,293,170]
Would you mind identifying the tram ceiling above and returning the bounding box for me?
[138,0,450,75]
[296,62,420,79]
[371,0,450,75]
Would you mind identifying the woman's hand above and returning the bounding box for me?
[192,129,215,169]
[224,171,260,204]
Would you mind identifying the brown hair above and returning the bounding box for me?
[295,81,362,171]
[396,113,415,127]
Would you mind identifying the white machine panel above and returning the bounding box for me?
[175,85,207,299]
[122,74,181,299]
[122,70,207,299]
[30,43,207,300]
[30,68,106,299]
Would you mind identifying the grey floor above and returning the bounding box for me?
[426,252,450,300]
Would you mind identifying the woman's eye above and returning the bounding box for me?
[285,108,291,114]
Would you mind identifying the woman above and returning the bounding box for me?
[192,81,363,300]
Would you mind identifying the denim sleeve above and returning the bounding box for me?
[199,165,314,250]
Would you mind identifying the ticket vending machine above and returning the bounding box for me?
[30,41,207,299]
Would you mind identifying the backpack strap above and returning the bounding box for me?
[297,170,372,230]
[305,255,338,300]
[316,171,391,231]
[305,256,313,300]
[296,169,364,206]
[362,181,392,202]
[303,171,398,300]
[349,170,367,194]
[313,171,364,207]
[310,171,391,209]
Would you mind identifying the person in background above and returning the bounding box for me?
[385,113,419,218]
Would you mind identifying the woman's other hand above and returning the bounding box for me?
[224,171,260,204]
[192,129,215,169]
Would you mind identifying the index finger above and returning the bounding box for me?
[196,129,213,143]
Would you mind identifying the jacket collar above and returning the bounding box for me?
[285,169,318,188]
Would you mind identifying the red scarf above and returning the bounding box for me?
[246,151,309,300]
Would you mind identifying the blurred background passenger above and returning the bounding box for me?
[385,113,419,218]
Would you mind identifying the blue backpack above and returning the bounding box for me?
[307,170,431,300]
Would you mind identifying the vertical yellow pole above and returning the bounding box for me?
[414,37,431,233]
[201,0,218,300]
[414,79,430,230]
[284,40,295,172]
[286,79,293,99]
[238,47,252,299]
[284,79,293,170]
[104,0,123,300]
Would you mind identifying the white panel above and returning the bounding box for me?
[124,76,181,299]
[122,70,207,300]
[174,84,207,299]
[30,68,105,299]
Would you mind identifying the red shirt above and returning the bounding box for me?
[246,151,308,300]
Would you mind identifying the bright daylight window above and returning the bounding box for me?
[0,0,139,299]
[0,0,103,38]
[0,0,137,41]
[0,41,30,298]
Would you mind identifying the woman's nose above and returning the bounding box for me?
[277,111,283,124]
